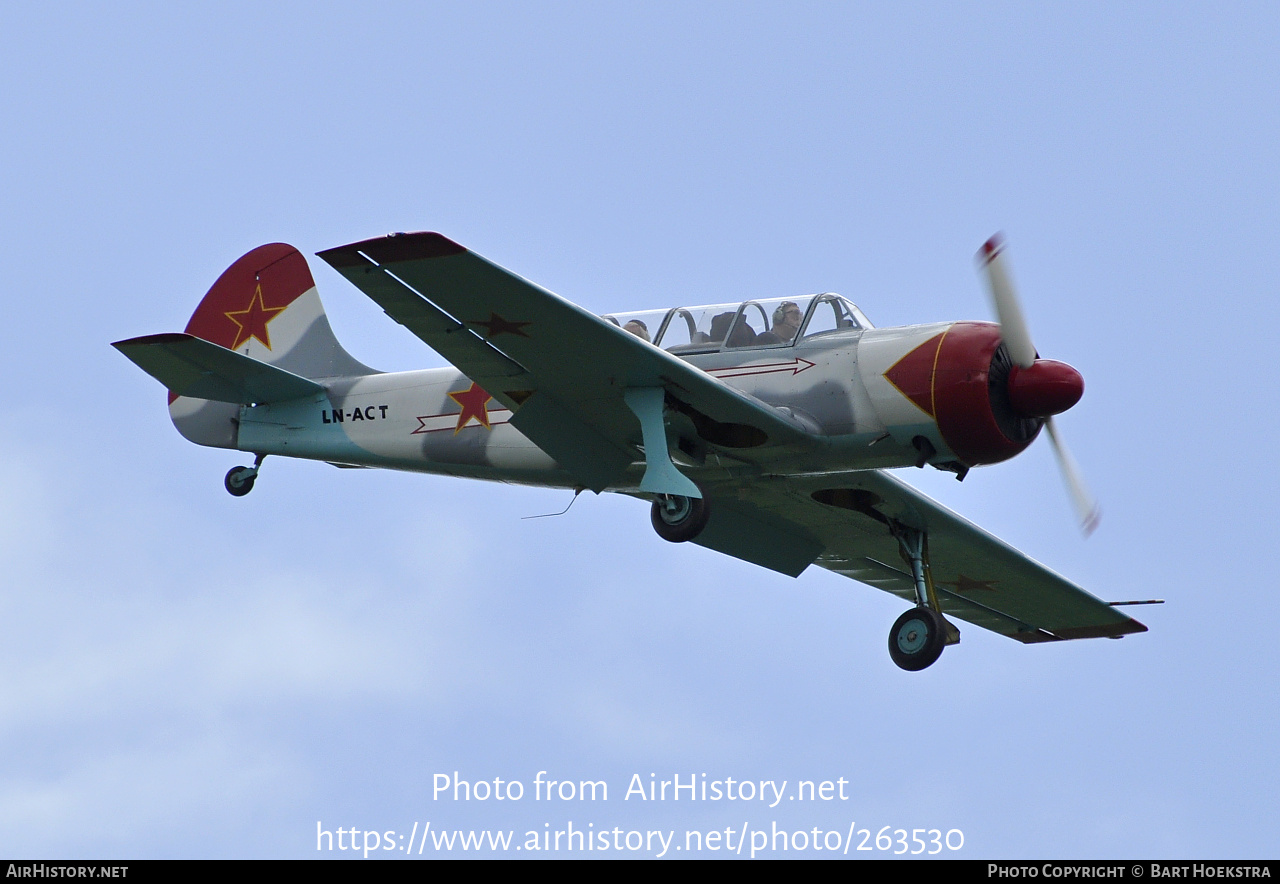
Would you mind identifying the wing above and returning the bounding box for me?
[688,469,1145,644]
[316,233,814,492]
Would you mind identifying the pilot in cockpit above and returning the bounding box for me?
[623,319,651,342]
[757,301,802,344]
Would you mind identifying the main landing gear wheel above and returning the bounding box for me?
[888,607,947,671]
[651,494,709,543]
[224,466,257,497]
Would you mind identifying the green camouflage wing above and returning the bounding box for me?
[691,466,1146,642]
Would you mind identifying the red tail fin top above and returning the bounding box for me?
[184,244,315,351]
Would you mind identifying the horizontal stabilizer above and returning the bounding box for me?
[112,333,326,404]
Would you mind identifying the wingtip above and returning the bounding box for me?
[317,232,465,268]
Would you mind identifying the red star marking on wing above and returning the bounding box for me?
[940,574,999,593]
[448,382,494,433]
[471,312,531,339]
[224,283,287,351]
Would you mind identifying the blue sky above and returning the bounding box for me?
[2,2,1277,858]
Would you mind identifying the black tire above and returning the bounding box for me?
[224,466,256,497]
[650,494,710,543]
[888,607,947,671]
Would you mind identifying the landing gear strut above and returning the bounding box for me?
[887,522,958,671]
[650,494,709,543]
[224,454,266,497]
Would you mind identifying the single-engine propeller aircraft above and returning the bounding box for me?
[113,232,1146,670]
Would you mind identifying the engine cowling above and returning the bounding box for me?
[857,321,1082,468]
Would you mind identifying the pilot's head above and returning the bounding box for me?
[623,319,650,342]
[773,301,802,339]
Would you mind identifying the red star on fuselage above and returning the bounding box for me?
[224,283,287,350]
[449,382,494,433]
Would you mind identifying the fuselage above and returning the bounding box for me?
[202,293,1036,491]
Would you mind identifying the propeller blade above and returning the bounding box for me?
[1044,417,1101,536]
[977,234,1037,369]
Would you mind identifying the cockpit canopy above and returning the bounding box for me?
[603,294,872,354]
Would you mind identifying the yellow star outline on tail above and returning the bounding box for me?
[224,283,287,350]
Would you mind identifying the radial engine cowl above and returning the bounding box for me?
[864,321,1079,467]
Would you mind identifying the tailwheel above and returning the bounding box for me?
[888,607,947,671]
[224,454,265,497]
[224,466,256,497]
[650,494,709,543]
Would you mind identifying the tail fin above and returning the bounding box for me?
[160,243,375,449]
[182,243,374,379]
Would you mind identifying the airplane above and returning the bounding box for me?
[112,232,1147,671]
